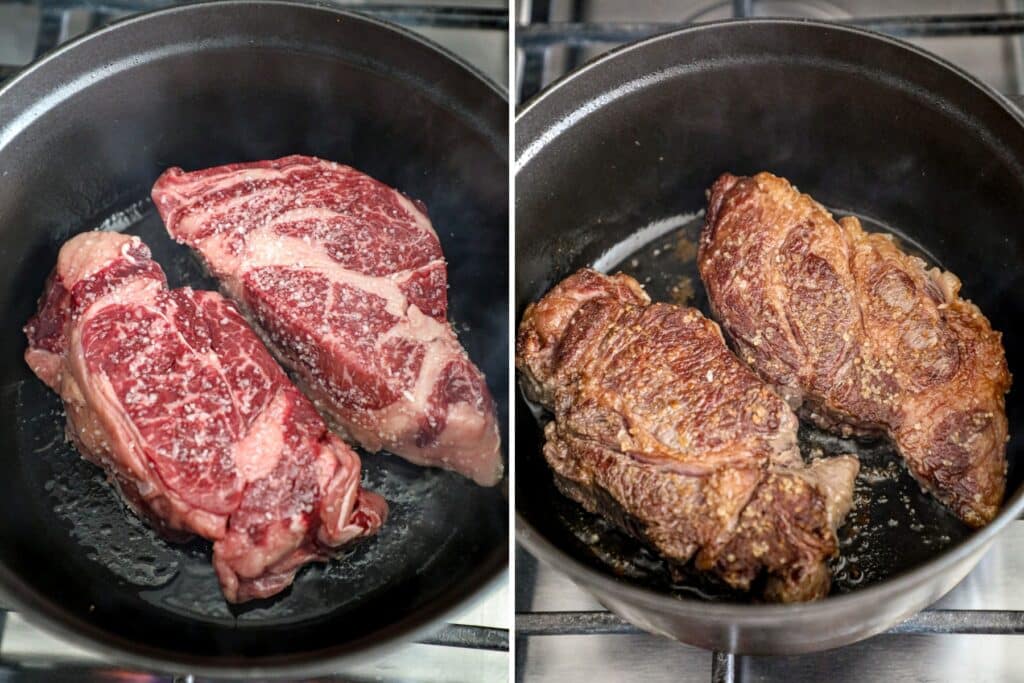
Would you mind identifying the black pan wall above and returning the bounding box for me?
[517,20,1024,605]
[0,1,507,673]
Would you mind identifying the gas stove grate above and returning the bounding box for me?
[516,608,1024,638]
[514,570,1024,683]
[516,7,1024,103]
[517,609,1024,682]
[0,597,507,677]
[1,2,508,82]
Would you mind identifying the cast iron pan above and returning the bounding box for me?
[0,0,507,675]
[516,19,1024,653]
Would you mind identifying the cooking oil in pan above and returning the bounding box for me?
[536,209,972,602]
[16,199,497,624]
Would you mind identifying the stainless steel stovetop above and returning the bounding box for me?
[516,0,1024,103]
[0,2,508,681]
[515,2,1024,682]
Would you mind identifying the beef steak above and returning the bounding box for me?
[517,268,858,602]
[152,156,502,486]
[24,232,386,603]
[699,172,1010,527]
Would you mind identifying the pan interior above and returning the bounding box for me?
[0,2,508,665]
[514,20,1024,610]
[521,210,973,601]
[17,202,497,626]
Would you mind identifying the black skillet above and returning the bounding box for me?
[516,19,1024,654]
[0,0,507,675]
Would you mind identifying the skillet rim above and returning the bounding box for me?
[0,0,509,676]
[0,0,509,106]
[514,17,1024,621]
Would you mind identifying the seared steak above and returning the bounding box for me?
[152,156,502,486]
[25,232,386,602]
[517,268,858,602]
[699,172,1010,527]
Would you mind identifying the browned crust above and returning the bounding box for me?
[700,172,1010,527]
[517,268,858,602]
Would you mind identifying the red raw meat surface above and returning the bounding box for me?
[24,232,386,603]
[153,155,502,485]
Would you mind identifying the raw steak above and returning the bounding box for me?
[152,156,502,486]
[517,269,859,601]
[700,172,1010,527]
[24,232,386,603]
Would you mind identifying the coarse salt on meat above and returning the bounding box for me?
[23,231,386,603]
[153,155,502,486]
